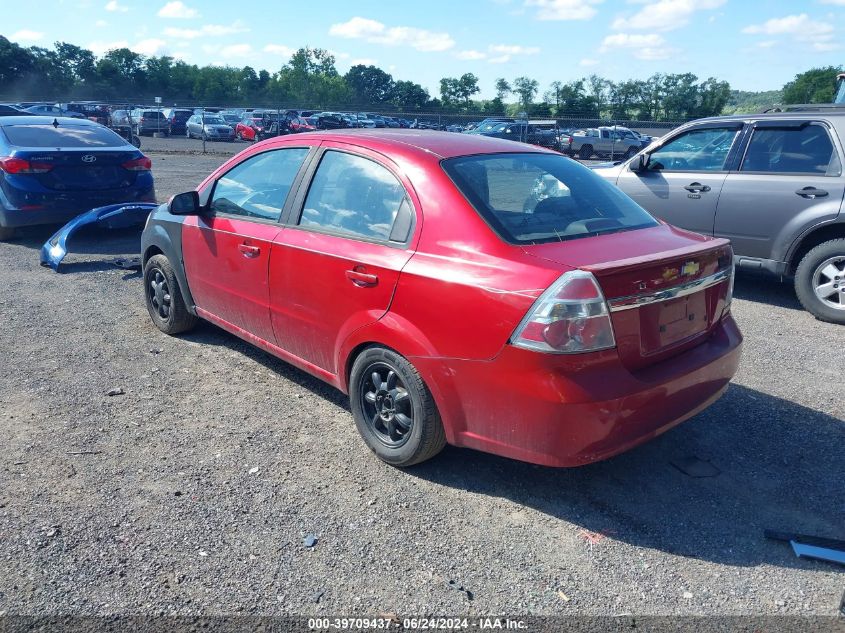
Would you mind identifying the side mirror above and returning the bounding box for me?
[629,154,648,173]
[168,190,201,215]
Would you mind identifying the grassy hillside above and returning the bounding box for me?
[723,89,783,114]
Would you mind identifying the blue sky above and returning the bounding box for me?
[4,0,845,98]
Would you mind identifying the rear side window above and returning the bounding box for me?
[299,150,412,243]
[443,152,658,245]
[2,124,128,147]
[741,124,841,175]
[209,148,310,221]
[647,126,739,172]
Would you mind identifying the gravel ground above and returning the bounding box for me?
[0,149,843,619]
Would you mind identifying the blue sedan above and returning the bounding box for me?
[0,116,156,239]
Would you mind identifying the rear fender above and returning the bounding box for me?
[39,202,158,271]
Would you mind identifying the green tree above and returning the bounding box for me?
[345,64,394,105]
[391,80,429,111]
[782,66,842,104]
[512,76,539,111]
[495,78,511,101]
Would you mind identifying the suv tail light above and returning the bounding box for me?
[121,156,152,171]
[0,157,53,174]
[511,270,616,354]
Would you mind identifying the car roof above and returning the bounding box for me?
[0,115,101,127]
[291,129,551,160]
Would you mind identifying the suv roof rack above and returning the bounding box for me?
[761,103,845,113]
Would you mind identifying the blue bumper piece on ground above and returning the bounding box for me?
[39,202,159,272]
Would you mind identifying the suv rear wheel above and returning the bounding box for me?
[349,346,446,467]
[578,145,593,160]
[794,239,845,324]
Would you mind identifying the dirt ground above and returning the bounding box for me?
[0,147,843,619]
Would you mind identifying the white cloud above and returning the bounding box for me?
[820,0,845,4]
[455,50,487,60]
[756,40,777,49]
[95,19,108,27]
[263,44,295,57]
[87,40,129,55]
[219,43,252,58]
[329,16,455,52]
[163,21,248,39]
[157,1,198,18]
[105,0,127,11]
[742,14,839,52]
[599,32,676,60]
[489,44,541,55]
[134,38,167,55]
[10,30,44,43]
[525,0,603,20]
[483,43,540,63]
[611,0,725,32]
[579,57,599,66]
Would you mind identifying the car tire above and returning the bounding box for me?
[794,239,845,324]
[143,254,198,335]
[0,226,17,241]
[186,129,191,139]
[131,135,141,148]
[349,346,446,467]
[624,147,637,160]
[578,145,593,160]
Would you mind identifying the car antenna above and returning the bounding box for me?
[52,118,59,128]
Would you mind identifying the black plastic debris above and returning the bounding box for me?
[447,579,474,601]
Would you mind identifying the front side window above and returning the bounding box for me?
[741,124,841,175]
[299,150,412,243]
[209,148,310,221]
[647,126,739,172]
[443,152,658,245]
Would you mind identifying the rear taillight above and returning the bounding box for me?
[511,270,616,354]
[0,157,53,174]
[718,246,735,316]
[122,156,152,171]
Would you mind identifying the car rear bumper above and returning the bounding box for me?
[0,182,156,228]
[411,315,742,467]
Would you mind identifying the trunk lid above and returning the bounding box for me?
[522,224,733,370]
[15,149,141,191]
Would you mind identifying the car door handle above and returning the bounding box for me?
[238,243,260,258]
[684,182,711,193]
[795,186,829,199]
[346,268,378,287]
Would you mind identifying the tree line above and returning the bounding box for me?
[0,34,757,121]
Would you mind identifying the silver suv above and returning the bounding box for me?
[592,111,845,324]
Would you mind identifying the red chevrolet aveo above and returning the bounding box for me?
[141,130,742,467]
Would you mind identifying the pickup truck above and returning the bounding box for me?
[563,126,643,160]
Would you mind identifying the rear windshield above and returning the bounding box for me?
[139,111,164,119]
[443,152,658,244]
[2,124,128,148]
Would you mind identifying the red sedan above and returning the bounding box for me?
[141,130,742,467]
